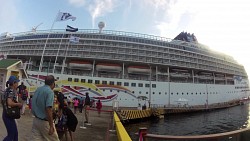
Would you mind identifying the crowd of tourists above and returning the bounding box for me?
[1,75,103,141]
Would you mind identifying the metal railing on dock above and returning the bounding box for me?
[114,112,132,141]
[137,127,250,141]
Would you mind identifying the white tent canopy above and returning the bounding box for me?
[176,98,189,102]
[175,98,189,107]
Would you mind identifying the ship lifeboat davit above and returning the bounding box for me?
[68,61,92,70]
[96,63,122,72]
[128,66,151,74]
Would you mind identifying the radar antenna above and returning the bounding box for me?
[32,22,43,32]
[98,21,105,33]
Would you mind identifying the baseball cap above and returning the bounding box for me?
[8,75,20,83]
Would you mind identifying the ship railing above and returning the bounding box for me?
[137,127,250,141]
[9,29,208,50]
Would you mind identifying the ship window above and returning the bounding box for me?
[102,81,107,84]
[124,82,129,86]
[145,84,150,87]
[131,83,136,87]
[88,79,93,83]
[153,92,155,94]
[95,80,100,84]
[191,93,193,95]
[177,93,179,95]
[165,92,167,95]
[132,91,134,94]
[117,90,120,93]
[110,81,114,85]
[56,77,59,80]
[152,84,156,88]
[182,93,184,95]
[117,82,122,86]
[171,93,173,95]
[138,83,143,87]
[159,92,161,95]
[103,89,105,92]
[81,79,85,83]
[146,92,148,94]
[68,78,72,82]
[139,91,141,94]
[74,78,79,82]
[187,93,189,95]
[110,89,112,92]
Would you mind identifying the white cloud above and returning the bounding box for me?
[67,0,118,28]
[0,1,18,33]
[150,0,250,76]
[68,0,86,7]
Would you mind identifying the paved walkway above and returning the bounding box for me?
[0,107,118,141]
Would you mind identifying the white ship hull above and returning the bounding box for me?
[26,70,249,108]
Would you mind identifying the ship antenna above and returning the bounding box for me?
[98,21,105,33]
[32,22,43,32]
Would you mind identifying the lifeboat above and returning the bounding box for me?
[68,61,92,70]
[96,63,122,72]
[128,66,151,74]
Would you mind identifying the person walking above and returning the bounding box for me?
[96,100,102,116]
[20,86,29,115]
[17,82,25,96]
[28,96,32,114]
[78,97,83,113]
[73,98,79,114]
[1,75,22,141]
[30,75,59,141]
[84,92,91,124]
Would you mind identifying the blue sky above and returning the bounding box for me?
[1,0,250,76]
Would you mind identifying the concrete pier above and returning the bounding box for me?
[0,107,118,141]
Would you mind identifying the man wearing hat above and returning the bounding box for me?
[31,75,59,140]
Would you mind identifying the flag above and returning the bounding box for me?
[69,35,80,43]
[56,12,76,21]
[66,25,78,32]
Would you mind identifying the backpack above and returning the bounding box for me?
[63,107,78,132]
[21,90,27,100]
[56,114,68,132]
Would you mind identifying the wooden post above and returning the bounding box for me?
[139,127,148,141]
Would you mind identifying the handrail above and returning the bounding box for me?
[114,112,132,141]
[137,127,250,141]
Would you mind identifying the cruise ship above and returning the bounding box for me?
[0,30,249,108]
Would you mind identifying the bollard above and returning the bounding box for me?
[138,127,148,141]
[109,110,116,133]
[79,108,87,129]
